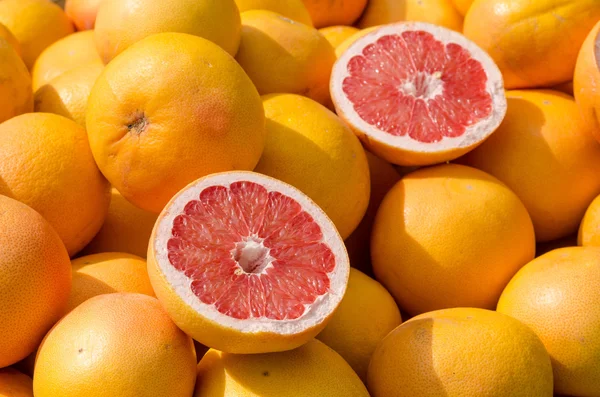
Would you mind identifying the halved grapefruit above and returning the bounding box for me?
[148,171,350,354]
[330,22,507,166]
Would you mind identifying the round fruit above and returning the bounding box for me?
[81,188,158,258]
[461,90,600,242]
[86,33,265,213]
[335,27,378,58]
[94,0,241,63]
[34,63,103,127]
[319,26,360,49]
[357,0,463,31]
[34,293,197,397]
[0,38,32,124]
[498,247,600,396]
[331,22,507,166]
[65,0,102,31]
[234,0,312,25]
[302,0,368,28]
[0,0,73,69]
[574,20,600,139]
[317,268,402,381]
[0,113,110,256]
[236,10,336,105]
[344,151,401,273]
[368,308,554,397]
[255,94,370,240]
[0,368,33,397]
[0,196,71,368]
[579,194,600,247]
[67,253,155,312]
[31,30,102,91]
[0,22,20,55]
[450,0,474,15]
[463,0,600,89]
[148,171,350,354]
[195,339,369,396]
[372,164,535,316]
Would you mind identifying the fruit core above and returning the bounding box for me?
[342,31,493,143]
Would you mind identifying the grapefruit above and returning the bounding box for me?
[0,38,32,125]
[34,63,103,127]
[461,90,600,242]
[368,308,554,397]
[234,0,312,25]
[498,247,600,396]
[0,196,71,368]
[335,27,378,58]
[33,293,197,397]
[317,268,402,381]
[463,0,600,89]
[574,20,600,139]
[330,22,507,166]
[86,33,265,214]
[449,0,474,16]
[553,81,574,97]
[301,0,368,28]
[65,0,102,31]
[0,369,33,397]
[194,339,369,397]
[236,10,337,105]
[0,113,111,256]
[82,188,159,258]
[67,253,155,312]
[357,0,463,31]
[31,30,102,91]
[148,171,350,354]
[319,26,360,49]
[0,22,20,55]
[255,93,370,240]
[579,194,600,247]
[94,0,241,63]
[0,0,74,69]
[372,164,535,316]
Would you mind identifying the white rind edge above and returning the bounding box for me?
[331,22,508,152]
[153,171,350,335]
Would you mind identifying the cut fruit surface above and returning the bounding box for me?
[148,171,349,354]
[331,22,506,166]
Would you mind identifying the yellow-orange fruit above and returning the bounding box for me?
[334,27,378,58]
[195,340,369,396]
[81,188,158,258]
[317,268,401,381]
[461,90,600,242]
[94,0,241,63]
[234,0,312,25]
[498,247,600,396]
[319,26,360,49]
[34,63,103,127]
[464,0,600,89]
[554,81,574,97]
[0,196,71,368]
[67,253,155,312]
[574,20,600,140]
[372,164,535,316]
[302,0,368,28]
[34,293,197,397]
[0,368,33,397]
[0,38,32,124]
[0,0,74,69]
[357,0,463,31]
[368,308,554,396]
[65,0,103,31]
[236,10,336,105]
[255,93,370,239]
[86,33,265,213]
[0,113,111,256]
[32,30,102,91]
[0,22,20,55]
[579,194,600,247]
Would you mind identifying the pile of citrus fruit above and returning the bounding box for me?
[2,0,600,395]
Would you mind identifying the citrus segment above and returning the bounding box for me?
[331,23,506,166]
[149,171,349,354]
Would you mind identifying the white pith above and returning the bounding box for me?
[330,22,507,153]
[400,71,444,100]
[232,237,272,274]
[153,171,349,335]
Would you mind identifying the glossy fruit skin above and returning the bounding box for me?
[0,196,71,368]
[372,164,535,316]
[302,0,368,28]
[319,26,360,49]
[0,368,33,397]
[579,194,600,247]
[65,0,103,31]
[234,0,313,25]
[0,38,32,124]
[574,20,600,142]
[464,0,600,89]
[498,247,600,396]
[368,308,554,397]
[461,90,600,242]
[0,22,20,55]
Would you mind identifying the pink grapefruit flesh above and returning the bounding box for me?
[331,22,506,166]
[149,171,349,353]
